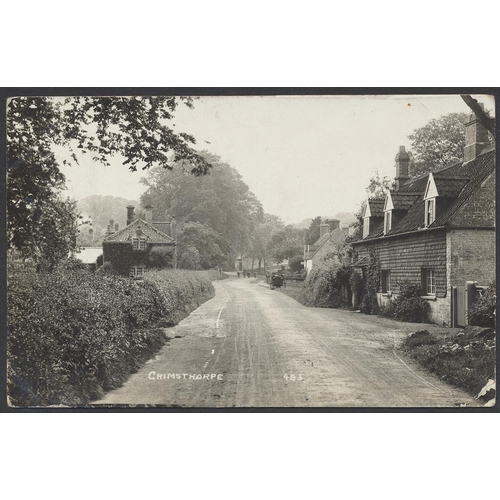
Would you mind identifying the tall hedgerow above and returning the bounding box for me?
[8,266,214,406]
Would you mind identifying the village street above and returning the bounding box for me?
[95,276,478,408]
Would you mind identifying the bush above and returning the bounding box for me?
[288,254,304,273]
[469,281,496,328]
[303,258,349,308]
[379,281,429,323]
[8,267,214,406]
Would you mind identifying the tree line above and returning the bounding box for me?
[7,96,481,274]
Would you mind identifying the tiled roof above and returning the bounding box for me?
[103,218,175,243]
[152,222,172,237]
[367,198,385,216]
[353,149,495,243]
[306,228,346,260]
[391,193,420,211]
[433,177,469,198]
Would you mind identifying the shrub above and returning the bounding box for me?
[468,281,496,328]
[379,280,429,323]
[304,258,348,308]
[288,254,304,273]
[8,267,214,406]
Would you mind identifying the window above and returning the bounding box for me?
[132,237,147,250]
[425,199,435,227]
[363,217,370,239]
[130,266,146,278]
[423,268,436,295]
[381,270,391,293]
[384,210,392,234]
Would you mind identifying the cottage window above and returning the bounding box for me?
[422,268,436,295]
[363,217,370,239]
[132,237,147,250]
[130,266,146,278]
[383,211,392,234]
[381,270,391,293]
[425,199,435,227]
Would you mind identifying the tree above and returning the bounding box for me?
[7,96,210,269]
[408,113,468,178]
[250,213,284,271]
[141,151,263,265]
[268,225,305,263]
[176,223,226,270]
[305,216,322,245]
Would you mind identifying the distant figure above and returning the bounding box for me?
[247,272,250,278]
[237,271,240,278]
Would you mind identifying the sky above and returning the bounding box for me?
[59,94,494,225]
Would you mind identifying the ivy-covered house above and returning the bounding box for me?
[304,219,346,274]
[351,106,495,326]
[102,205,177,277]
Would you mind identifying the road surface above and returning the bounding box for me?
[94,276,476,407]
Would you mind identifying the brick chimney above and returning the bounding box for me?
[144,205,153,223]
[126,205,135,226]
[394,146,410,190]
[326,218,340,232]
[319,223,330,238]
[114,223,119,232]
[464,103,490,162]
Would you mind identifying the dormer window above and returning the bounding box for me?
[425,199,435,227]
[363,217,370,239]
[132,234,147,250]
[384,210,392,234]
[383,192,394,235]
[424,173,438,228]
[363,199,372,239]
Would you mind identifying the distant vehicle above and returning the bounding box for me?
[269,273,285,290]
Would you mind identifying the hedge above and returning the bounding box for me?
[7,266,214,406]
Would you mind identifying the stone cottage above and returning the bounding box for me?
[304,219,346,273]
[351,106,495,326]
[102,205,177,277]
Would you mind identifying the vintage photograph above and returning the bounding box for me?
[5,93,496,408]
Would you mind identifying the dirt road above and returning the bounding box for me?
[94,276,476,407]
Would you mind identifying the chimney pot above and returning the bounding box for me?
[126,205,135,226]
[144,205,153,223]
[320,223,330,238]
[464,103,489,162]
[394,145,410,190]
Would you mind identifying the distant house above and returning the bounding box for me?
[304,219,346,273]
[351,105,495,326]
[102,205,177,278]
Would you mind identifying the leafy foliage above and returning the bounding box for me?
[408,113,468,179]
[402,330,496,395]
[8,266,214,406]
[7,96,210,269]
[379,280,429,323]
[303,253,349,308]
[468,281,496,328]
[141,151,263,267]
[305,216,322,245]
[359,252,380,314]
[268,225,305,263]
[176,222,226,270]
[249,213,285,271]
[288,254,304,273]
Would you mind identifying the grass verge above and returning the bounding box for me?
[400,327,496,397]
[8,266,214,406]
